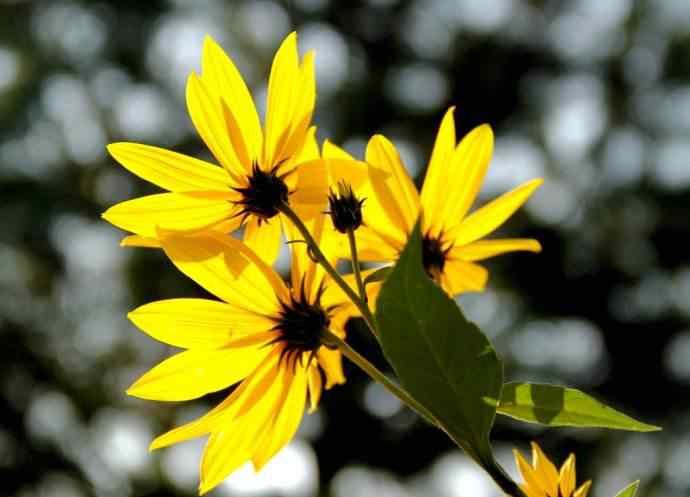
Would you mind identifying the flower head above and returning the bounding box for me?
[514,442,592,497]
[328,181,366,233]
[328,107,543,297]
[126,216,352,494]
[102,32,327,263]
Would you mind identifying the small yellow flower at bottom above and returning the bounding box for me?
[514,442,592,497]
[126,216,354,494]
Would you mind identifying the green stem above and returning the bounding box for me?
[346,228,367,302]
[279,202,377,334]
[322,330,439,427]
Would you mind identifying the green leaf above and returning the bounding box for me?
[374,221,503,462]
[612,480,640,497]
[363,266,391,287]
[498,383,661,432]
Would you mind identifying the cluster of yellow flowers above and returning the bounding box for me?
[102,33,589,496]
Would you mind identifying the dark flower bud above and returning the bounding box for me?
[328,181,365,233]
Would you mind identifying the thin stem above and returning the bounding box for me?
[346,228,367,302]
[322,330,439,427]
[279,203,377,333]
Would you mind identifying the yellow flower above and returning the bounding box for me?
[514,442,592,497]
[126,216,351,494]
[102,32,327,263]
[328,107,543,297]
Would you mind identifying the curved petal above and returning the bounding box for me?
[531,442,560,497]
[252,363,308,470]
[448,178,543,246]
[201,35,262,163]
[120,235,161,248]
[420,107,457,236]
[127,334,274,401]
[435,124,494,232]
[187,73,247,181]
[306,364,323,413]
[199,350,289,494]
[440,259,488,296]
[559,455,576,497]
[128,298,277,349]
[102,192,235,238]
[366,135,420,236]
[264,32,300,168]
[573,481,592,497]
[243,216,283,266]
[317,347,345,389]
[158,230,289,315]
[290,158,329,222]
[514,449,550,497]
[107,142,233,192]
[450,238,542,262]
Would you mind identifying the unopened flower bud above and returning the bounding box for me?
[328,181,365,233]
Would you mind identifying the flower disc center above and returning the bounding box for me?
[235,164,289,222]
[422,234,449,279]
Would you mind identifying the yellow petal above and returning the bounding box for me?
[186,73,247,180]
[120,235,161,248]
[107,142,232,192]
[355,226,402,261]
[366,135,420,236]
[573,480,592,497]
[128,298,276,349]
[264,32,300,168]
[127,337,273,401]
[199,350,288,494]
[149,346,280,451]
[514,448,549,497]
[559,454,576,497]
[201,35,262,163]
[420,107,457,236]
[449,178,543,246]
[450,238,541,261]
[317,347,345,388]
[272,50,316,167]
[243,216,283,266]
[102,192,234,238]
[158,230,289,315]
[289,157,329,221]
[307,364,323,413]
[252,363,308,470]
[531,442,560,497]
[439,259,488,296]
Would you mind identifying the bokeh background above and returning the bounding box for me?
[1,0,689,496]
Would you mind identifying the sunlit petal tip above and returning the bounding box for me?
[573,480,593,497]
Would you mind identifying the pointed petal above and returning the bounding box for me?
[243,216,283,266]
[289,157,329,221]
[264,32,300,168]
[449,178,543,246]
[252,363,308,470]
[514,449,550,497]
[439,259,488,296]
[436,124,494,231]
[201,35,262,162]
[107,142,232,192]
[187,73,247,180]
[102,192,234,238]
[420,107,457,236]
[199,351,287,494]
[120,235,161,248]
[531,442,560,497]
[307,364,323,413]
[317,347,345,388]
[559,455,576,497]
[450,238,542,261]
[366,135,420,236]
[128,298,276,349]
[158,230,289,315]
[127,337,273,401]
[573,480,592,497]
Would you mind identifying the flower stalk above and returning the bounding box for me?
[347,228,367,302]
[279,202,377,334]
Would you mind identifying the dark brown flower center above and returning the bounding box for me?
[233,163,289,223]
[422,233,450,280]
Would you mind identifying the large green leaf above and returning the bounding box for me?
[375,221,503,462]
[612,480,640,497]
[498,383,660,432]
